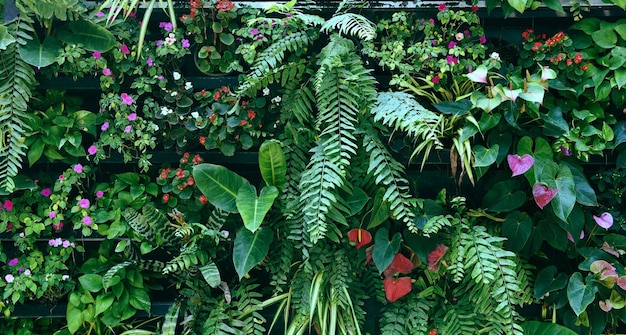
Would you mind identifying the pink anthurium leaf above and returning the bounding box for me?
[507,154,534,177]
[383,277,412,302]
[532,183,558,209]
[466,65,488,83]
[593,212,614,230]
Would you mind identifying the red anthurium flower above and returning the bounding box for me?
[347,228,372,249]
[383,253,415,278]
[532,183,558,209]
[506,154,534,177]
[427,244,448,272]
[383,277,412,302]
[365,245,374,264]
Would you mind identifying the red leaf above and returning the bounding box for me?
[507,154,534,177]
[384,277,412,302]
[427,244,448,272]
[347,228,372,249]
[383,253,414,277]
[532,183,558,209]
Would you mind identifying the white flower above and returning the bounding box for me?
[171,91,178,97]
[152,124,159,131]
[185,82,193,90]
[262,87,270,96]
[271,96,282,104]
[24,269,31,276]
[191,111,199,119]
[455,32,464,41]
[165,33,177,45]
[160,106,173,116]
[5,274,14,283]
[221,230,230,238]
[173,71,181,80]
[62,275,70,281]
[490,52,500,60]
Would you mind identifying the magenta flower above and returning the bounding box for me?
[96,11,105,17]
[157,75,164,81]
[40,188,51,197]
[49,211,56,219]
[448,41,457,49]
[101,122,110,131]
[593,212,614,230]
[250,28,259,35]
[156,40,163,47]
[8,258,18,266]
[74,164,83,174]
[121,93,134,105]
[53,222,64,231]
[124,125,132,133]
[480,36,487,44]
[88,145,97,155]
[429,18,435,24]
[63,240,71,248]
[103,68,112,76]
[560,146,572,156]
[78,198,90,209]
[83,216,92,226]
[120,44,130,55]
[438,3,446,11]
[96,190,104,198]
[181,39,190,48]
[159,22,173,31]
[255,35,265,41]
[432,75,440,84]
[507,154,534,177]
[147,58,153,66]
[446,55,458,65]
[3,200,13,211]
[128,113,137,121]
[93,51,101,59]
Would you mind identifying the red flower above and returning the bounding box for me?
[216,0,234,12]
[384,277,412,302]
[438,3,446,11]
[471,5,479,11]
[163,194,170,203]
[199,136,207,145]
[347,228,372,249]
[427,244,448,272]
[199,195,208,204]
[532,183,558,209]
[383,253,415,277]
[193,154,203,165]
[175,169,186,179]
[187,177,195,186]
[247,110,256,120]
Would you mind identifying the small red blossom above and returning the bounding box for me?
[199,195,208,204]
[163,194,170,203]
[438,3,446,11]
[3,200,13,211]
[427,244,448,272]
[216,0,234,12]
[471,5,479,11]
[429,330,438,335]
[240,120,248,126]
[384,277,412,302]
[247,110,256,120]
[193,154,203,165]
[209,114,217,123]
[522,29,533,41]
[187,177,195,186]
[531,41,542,51]
[175,169,186,179]
[566,58,573,66]
[199,136,207,145]
[347,228,372,249]
[581,64,588,71]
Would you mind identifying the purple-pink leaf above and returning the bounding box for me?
[532,183,558,209]
[507,154,534,177]
[593,212,613,230]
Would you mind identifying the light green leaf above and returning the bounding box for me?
[233,227,273,280]
[129,288,151,313]
[522,321,578,335]
[18,36,61,68]
[258,140,286,190]
[95,292,115,316]
[66,301,84,333]
[193,163,250,213]
[507,0,528,12]
[473,144,499,167]
[0,25,16,49]
[592,29,617,49]
[372,228,402,274]
[567,272,598,316]
[78,274,103,293]
[57,20,116,52]
[236,184,278,232]
[551,163,576,222]
[199,261,221,288]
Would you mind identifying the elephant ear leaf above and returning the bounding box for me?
[18,36,61,68]
[258,140,286,190]
[57,20,116,52]
[522,321,577,335]
[193,163,249,213]
[233,227,273,280]
[236,184,278,232]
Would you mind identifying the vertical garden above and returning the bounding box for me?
[2,0,626,334]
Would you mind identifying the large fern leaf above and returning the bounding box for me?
[321,13,376,41]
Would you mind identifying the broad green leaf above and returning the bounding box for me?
[367,188,390,229]
[347,187,369,216]
[57,20,116,52]
[372,228,402,274]
[199,261,221,288]
[95,292,115,316]
[518,136,553,185]
[502,211,532,252]
[233,227,273,279]
[18,36,61,68]
[592,29,617,48]
[115,172,140,185]
[571,18,601,34]
[473,144,498,167]
[551,163,576,222]
[567,272,598,316]
[482,180,526,212]
[78,274,103,292]
[478,113,501,133]
[541,0,564,12]
[0,25,16,49]
[522,321,578,335]
[236,184,278,232]
[433,99,472,115]
[66,302,84,333]
[615,23,626,40]
[507,0,528,13]
[604,234,626,249]
[258,140,286,190]
[193,163,249,213]
[562,162,597,206]
[595,81,612,101]
[534,266,568,299]
[27,138,45,167]
[129,288,151,313]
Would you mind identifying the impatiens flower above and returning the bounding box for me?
[431,75,440,84]
[480,36,487,44]
[250,28,259,35]
[5,274,14,283]
[159,22,173,31]
[448,41,457,49]
[445,55,458,65]
[41,188,51,197]
[8,258,18,266]
[455,32,464,41]
[88,145,97,155]
[83,215,93,226]
[96,11,105,17]
[49,211,56,219]
[78,198,90,209]
[92,51,101,59]
[181,39,190,48]
[262,87,270,96]
[384,277,412,302]
[74,164,83,173]
[593,212,614,230]
[347,228,372,249]
[121,93,134,105]
[103,68,112,76]
[438,3,446,11]
[383,253,415,278]
[23,269,31,276]
[507,154,534,177]
[471,5,479,11]
[128,113,137,121]
[120,44,130,54]
[147,57,153,66]
[600,299,613,312]
[124,125,132,133]
[490,52,500,60]
[101,122,110,131]
[62,274,70,280]
[532,183,558,209]
[53,222,64,231]
[427,244,448,271]
[3,200,13,211]
[96,190,104,198]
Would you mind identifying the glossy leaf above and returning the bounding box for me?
[551,164,576,221]
[522,321,577,335]
[567,272,598,316]
[57,20,116,52]
[193,163,249,213]
[259,140,286,190]
[199,261,221,288]
[236,184,278,232]
[18,36,61,68]
[482,180,526,212]
[473,144,499,167]
[233,227,273,280]
[0,25,16,49]
[502,211,532,252]
[78,274,103,292]
[507,0,528,13]
[372,228,402,274]
[347,187,369,216]
[534,266,568,299]
[367,188,390,229]
[591,28,617,48]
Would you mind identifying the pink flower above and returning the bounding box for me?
[53,222,64,231]
[147,58,153,66]
[5,274,14,283]
[8,258,18,266]
[49,211,56,219]
[74,164,83,174]
[96,190,104,198]
[532,183,558,209]
[59,175,64,180]
[101,122,110,131]
[480,36,487,44]
[96,11,105,17]
[87,145,97,156]
[448,41,457,49]
[593,212,614,230]
[3,200,13,211]
[250,28,259,35]
[92,51,101,59]
[83,216,92,226]
[427,244,448,271]
[78,198,90,209]
[121,93,134,105]
[128,113,137,121]
[120,44,130,55]
[157,75,164,81]
[446,55,458,65]
[431,75,440,84]
[40,188,51,197]
[103,68,112,76]
[156,40,163,47]
[567,230,584,242]
[124,125,132,133]
[560,146,572,156]
[159,22,173,31]
[181,39,190,48]
[507,154,534,177]
[438,3,446,11]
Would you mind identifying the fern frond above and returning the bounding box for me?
[233,280,266,335]
[436,304,477,335]
[321,13,376,41]
[237,61,308,99]
[370,92,445,169]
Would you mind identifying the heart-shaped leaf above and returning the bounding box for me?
[551,164,576,221]
[474,145,499,168]
[259,140,286,190]
[347,228,373,249]
[57,20,116,52]
[18,36,61,68]
[367,188,390,229]
[193,163,249,213]
[522,321,578,335]
[502,211,532,252]
[534,266,568,299]
[236,184,278,232]
[482,180,526,212]
[507,154,534,176]
[567,272,598,316]
[233,227,273,280]
[372,228,402,274]
[533,183,558,210]
[383,277,412,302]
[347,187,369,216]
[593,212,614,229]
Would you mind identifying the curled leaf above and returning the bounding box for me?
[532,183,558,209]
[383,276,412,302]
